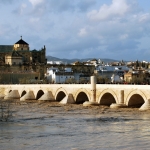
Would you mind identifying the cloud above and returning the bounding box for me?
[138,13,150,23]
[77,0,96,12]
[0,0,15,4]
[120,34,128,40]
[29,0,44,7]
[13,3,27,15]
[78,28,88,37]
[47,0,74,12]
[87,0,131,21]
[1,0,150,61]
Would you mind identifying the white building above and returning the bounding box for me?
[64,67,72,72]
[46,67,74,83]
[46,67,59,82]
[111,74,123,83]
[54,72,74,83]
[47,61,64,65]
[97,65,129,72]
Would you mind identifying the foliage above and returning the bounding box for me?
[65,78,77,84]
[95,74,110,84]
[130,74,147,84]
[0,100,12,122]
[79,78,89,84]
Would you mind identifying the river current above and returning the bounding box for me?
[0,102,150,150]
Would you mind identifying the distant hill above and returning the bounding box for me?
[46,56,119,64]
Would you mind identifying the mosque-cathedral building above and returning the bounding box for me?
[0,37,47,83]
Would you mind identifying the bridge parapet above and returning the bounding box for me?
[1,83,150,109]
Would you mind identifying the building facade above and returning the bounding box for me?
[0,37,47,83]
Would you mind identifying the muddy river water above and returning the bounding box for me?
[0,101,150,150]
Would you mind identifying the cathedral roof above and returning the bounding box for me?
[12,51,23,57]
[15,37,29,45]
[0,45,13,52]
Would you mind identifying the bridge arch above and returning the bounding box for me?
[126,90,146,107]
[36,90,44,100]
[55,88,68,101]
[98,89,118,106]
[21,90,27,97]
[75,89,90,104]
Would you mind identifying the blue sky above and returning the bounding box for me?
[1,0,150,61]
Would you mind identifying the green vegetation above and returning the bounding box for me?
[95,74,110,84]
[0,100,12,122]
[65,78,77,84]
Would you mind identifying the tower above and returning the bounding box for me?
[13,36,29,51]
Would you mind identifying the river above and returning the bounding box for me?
[0,101,150,150]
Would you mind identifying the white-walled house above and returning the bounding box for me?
[54,72,74,83]
[111,74,123,83]
[46,67,74,83]
[46,67,59,82]
[47,61,64,65]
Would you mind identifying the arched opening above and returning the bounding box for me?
[36,90,44,99]
[21,91,26,97]
[100,93,116,106]
[56,91,66,101]
[128,94,144,108]
[76,92,89,104]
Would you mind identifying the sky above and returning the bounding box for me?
[1,0,150,61]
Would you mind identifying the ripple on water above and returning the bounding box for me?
[1,111,150,150]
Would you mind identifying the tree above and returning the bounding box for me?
[79,78,89,84]
[130,73,146,84]
[65,78,76,84]
[136,60,139,68]
[95,74,110,84]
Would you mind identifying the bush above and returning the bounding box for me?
[96,75,110,84]
[65,78,77,84]
[0,100,12,122]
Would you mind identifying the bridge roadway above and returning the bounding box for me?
[1,76,150,108]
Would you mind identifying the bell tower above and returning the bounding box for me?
[14,36,29,51]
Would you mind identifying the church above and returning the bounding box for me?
[0,37,47,84]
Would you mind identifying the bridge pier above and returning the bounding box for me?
[38,91,55,101]
[83,76,99,106]
[139,99,150,111]
[110,90,127,108]
[60,94,75,104]
[20,91,35,101]
[4,90,20,100]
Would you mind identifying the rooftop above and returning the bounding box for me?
[15,36,29,45]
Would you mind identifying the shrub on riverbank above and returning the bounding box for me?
[0,100,12,122]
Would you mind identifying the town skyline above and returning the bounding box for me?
[1,0,150,61]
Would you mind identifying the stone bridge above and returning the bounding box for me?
[1,76,150,109]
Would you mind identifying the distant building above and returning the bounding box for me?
[72,61,83,65]
[47,61,64,65]
[111,74,123,83]
[46,67,74,83]
[46,67,91,84]
[0,36,47,83]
